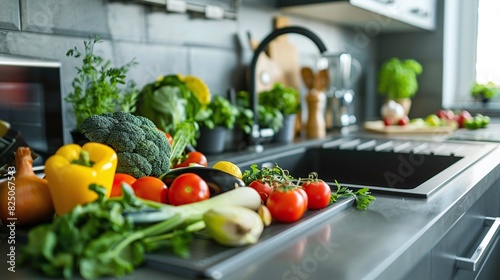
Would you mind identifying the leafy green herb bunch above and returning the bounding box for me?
[259,83,300,116]
[236,90,283,134]
[198,95,239,130]
[378,57,423,99]
[65,35,138,129]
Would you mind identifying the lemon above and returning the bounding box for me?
[181,75,211,105]
[212,161,243,179]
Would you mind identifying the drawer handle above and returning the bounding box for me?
[410,8,430,17]
[455,217,500,271]
[373,0,395,4]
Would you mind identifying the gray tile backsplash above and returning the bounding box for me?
[188,46,239,95]
[1,0,372,146]
[21,0,111,37]
[113,41,189,88]
[107,2,147,42]
[0,0,21,31]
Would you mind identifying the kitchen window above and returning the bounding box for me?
[475,0,500,85]
[443,0,500,113]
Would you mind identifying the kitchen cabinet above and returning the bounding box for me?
[276,0,437,32]
[403,178,500,280]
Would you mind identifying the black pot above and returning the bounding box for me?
[273,114,296,143]
[196,126,227,154]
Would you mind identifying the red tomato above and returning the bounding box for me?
[456,110,472,128]
[397,116,410,126]
[437,109,456,120]
[165,132,173,146]
[302,180,332,210]
[175,151,208,168]
[383,116,394,126]
[296,187,309,212]
[158,128,173,146]
[131,176,168,204]
[266,188,307,223]
[168,173,210,206]
[436,109,448,119]
[111,173,137,197]
[249,180,272,203]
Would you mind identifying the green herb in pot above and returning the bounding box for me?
[378,57,423,99]
[198,95,238,129]
[236,90,284,133]
[65,35,138,129]
[258,83,300,116]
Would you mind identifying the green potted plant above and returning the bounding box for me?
[65,36,138,143]
[195,95,239,154]
[377,57,423,115]
[259,83,300,143]
[235,90,282,135]
[471,81,500,103]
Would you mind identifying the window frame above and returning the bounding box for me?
[443,0,500,115]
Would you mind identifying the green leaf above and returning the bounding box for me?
[259,83,300,115]
[198,95,238,129]
[65,35,138,128]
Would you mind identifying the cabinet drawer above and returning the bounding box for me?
[277,0,437,32]
[350,0,436,31]
[431,182,500,280]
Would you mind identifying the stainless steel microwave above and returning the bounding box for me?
[0,53,64,170]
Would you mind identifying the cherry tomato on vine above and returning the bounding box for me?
[131,176,168,204]
[302,180,332,210]
[175,151,208,168]
[296,187,309,212]
[110,173,137,197]
[168,173,210,206]
[266,188,307,223]
[248,180,272,203]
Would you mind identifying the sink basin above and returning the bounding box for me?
[236,137,497,197]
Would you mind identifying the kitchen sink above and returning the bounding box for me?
[236,137,497,197]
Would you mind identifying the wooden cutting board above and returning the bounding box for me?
[364,120,458,134]
[268,16,303,135]
[245,31,285,93]
[267,16,302,90]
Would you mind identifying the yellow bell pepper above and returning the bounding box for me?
[44,142,118,215]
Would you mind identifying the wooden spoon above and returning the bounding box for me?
[314,69,329,92]
[301,67,315,91]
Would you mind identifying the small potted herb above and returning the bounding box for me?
[65,36,138,143]
[195,95,239,154]
[235,90,282,144]
[378,57,423,115]
[471,81,500,103]
[259,83,300,143]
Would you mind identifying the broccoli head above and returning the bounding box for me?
[79,111,171,178]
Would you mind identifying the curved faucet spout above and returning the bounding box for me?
[248,26,328,145]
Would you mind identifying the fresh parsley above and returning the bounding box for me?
[65,35,138,128]
[330,180,376,211]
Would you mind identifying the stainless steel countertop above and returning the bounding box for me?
[213,138,500,280]
[3,128,500,280]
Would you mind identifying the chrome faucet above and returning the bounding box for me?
[248,26,328,150]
